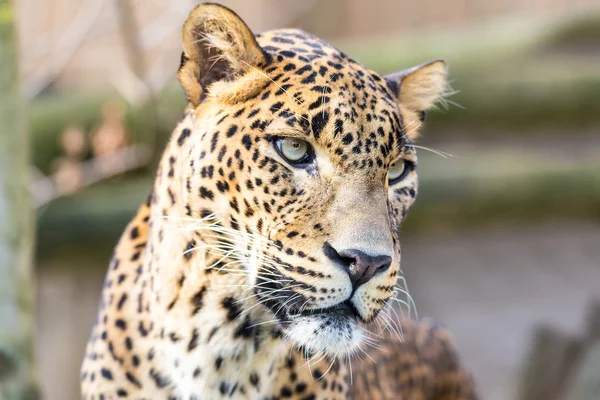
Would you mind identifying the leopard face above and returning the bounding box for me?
[175,4,448,357]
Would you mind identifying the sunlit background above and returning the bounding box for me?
[11,0,600,398]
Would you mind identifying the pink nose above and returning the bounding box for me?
[324,244,392,290]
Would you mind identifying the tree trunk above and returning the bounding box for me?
[0,0,38,398]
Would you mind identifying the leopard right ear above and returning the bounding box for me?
[178,3,267,107]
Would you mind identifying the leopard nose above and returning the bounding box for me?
[324,244,392,290]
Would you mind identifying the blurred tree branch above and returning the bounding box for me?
[24,0,167,209]
[114,0,161,157]
[0,0,38,398]
[23,0,106,101]
[519,301,600,400]
[32,144,152,208]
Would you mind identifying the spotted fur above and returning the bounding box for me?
[81,3,478,399]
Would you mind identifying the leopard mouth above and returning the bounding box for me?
[279,300,365,356]
[287,300,359,320]
[252,273,366,355]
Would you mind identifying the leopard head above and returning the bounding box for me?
[173,3,448,357]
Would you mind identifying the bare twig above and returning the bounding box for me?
[114,0,161,157]
[32,144,153,208]
[138,2,191,50]
[23,0,107,100]
[519,301,600,400]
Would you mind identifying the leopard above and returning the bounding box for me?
[80,3,479,399]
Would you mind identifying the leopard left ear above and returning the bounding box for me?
[384,59,448,116]
[178,3,267,107]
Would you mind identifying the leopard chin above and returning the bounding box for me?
[282,303,365,357]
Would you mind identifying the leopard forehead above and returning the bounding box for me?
[200,28,415,174]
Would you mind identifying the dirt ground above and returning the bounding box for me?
[36,222,600,399]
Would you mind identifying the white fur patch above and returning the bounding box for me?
[284,314,364,357]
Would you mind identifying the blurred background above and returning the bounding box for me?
[2,0,600,399]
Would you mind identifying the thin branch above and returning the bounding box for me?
[114,0,160,155]
[23,0,107,100]
[32,144,152,208]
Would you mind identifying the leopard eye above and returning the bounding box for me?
[274,137,314,166]
[388,159,412,184]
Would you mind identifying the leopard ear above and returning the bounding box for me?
[178,3,267,107]
[384,59,448,115]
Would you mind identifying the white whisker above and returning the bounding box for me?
[408,144,454,159]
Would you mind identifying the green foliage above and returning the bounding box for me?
[542,14,600,50]
[30,88,188,174]
[342,12,600,134]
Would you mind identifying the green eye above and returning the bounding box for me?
[274,137,313,165]
[388,159,411,184]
